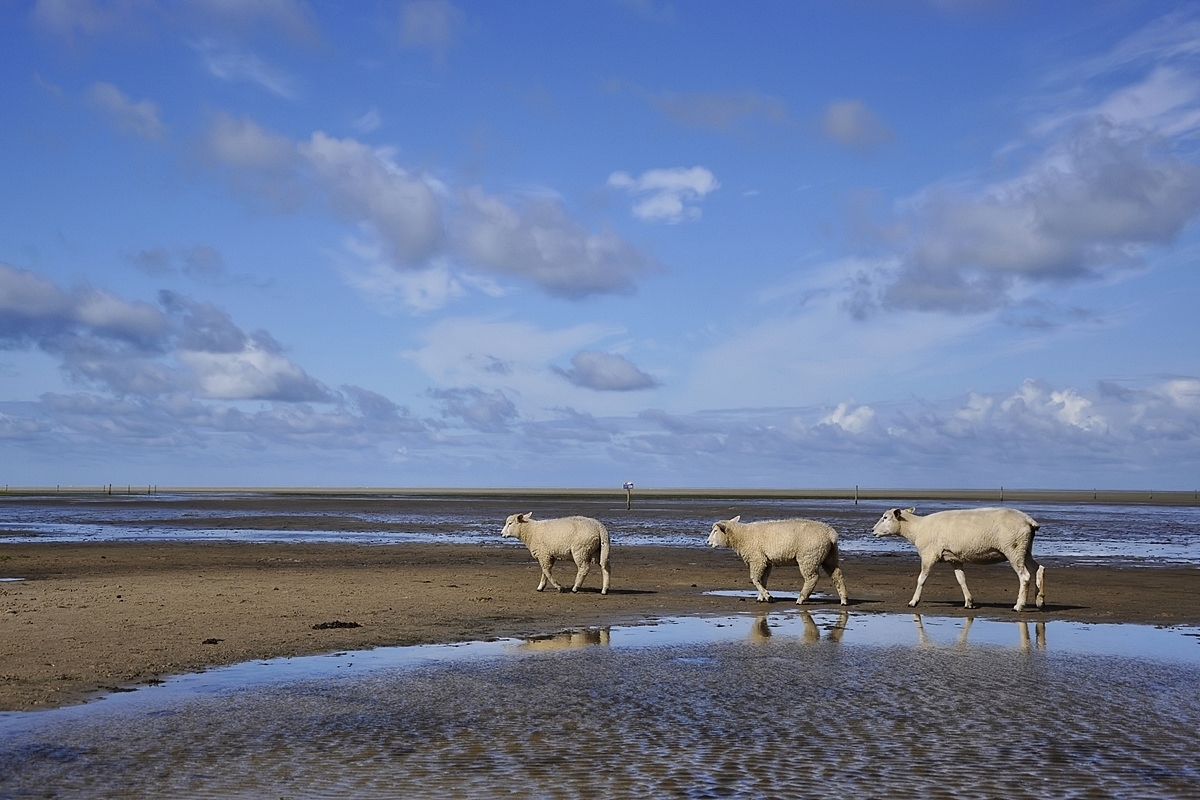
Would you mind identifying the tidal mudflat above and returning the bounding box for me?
[2,611,1198,799]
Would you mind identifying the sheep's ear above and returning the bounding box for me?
[716,522,727,533]
[905,507,916,515]
[729,515,741,523]
[519,512,533,522]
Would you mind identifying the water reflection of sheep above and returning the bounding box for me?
[512,627,611,652]
[749,611,849,643]
[911,614,1046,651]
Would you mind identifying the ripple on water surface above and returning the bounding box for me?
[1,613,1198,799]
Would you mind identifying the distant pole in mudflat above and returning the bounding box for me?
[623,481,634,510]
[854,485,859,505]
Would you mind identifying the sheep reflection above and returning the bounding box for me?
[749,611,849,643]
[911,615,1046,650]
[512,627,611,652]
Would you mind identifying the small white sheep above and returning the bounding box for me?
[501,513,611,594]
[872,507,1045,611]
[707,516,848,605]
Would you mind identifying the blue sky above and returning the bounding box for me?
[2,0,1199,490]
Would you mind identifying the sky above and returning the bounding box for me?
[2,0,1199,490]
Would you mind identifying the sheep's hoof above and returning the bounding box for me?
[907,601,919,608]
[964,603,977,610]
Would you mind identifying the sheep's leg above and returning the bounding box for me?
[1028,557,1045,609]
[952,567,976,609]
[796,563,819,605]
[569,554,591,593]
[908,560,937,607]
[750,561,772,602]
[599,558,610,595]
[828,566,849,606]
[1010,559,1031,612]
[821,551,849,605]
[537,556,563,592]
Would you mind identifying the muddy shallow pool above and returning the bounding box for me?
[2,612,1198,799]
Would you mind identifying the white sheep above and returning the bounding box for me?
[707,516,848,605]
[872,507,1045,611]
[501,513,611,594]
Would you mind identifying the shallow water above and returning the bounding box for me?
[2,493,1199,562]
[2,612,1198,799]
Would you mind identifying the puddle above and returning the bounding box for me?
[1,612,1198,798]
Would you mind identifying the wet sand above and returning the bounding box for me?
[3,539,1198,711]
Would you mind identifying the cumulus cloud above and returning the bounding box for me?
[820,99,893,152]
[607,166,719,223]
[555,350,658,391]
[201,116,663,300]
[456,188,662,298]
[429,386,517,431]
[844,20,1200,317]
[848,121,1200,317]
[204,112,297,171]
[87,82,167,141]
[819,400,876,434]
[1,263,329,402]
[299,132,444,266]
[1,262,167,345]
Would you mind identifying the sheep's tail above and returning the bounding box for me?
[821,537,841,576]
[599,526,612,572]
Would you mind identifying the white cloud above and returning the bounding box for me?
[352,107,382,133]
[398,0,466,60]
[202,117,662,301]
[204,111,296,170]
[455,187,662,298]
[298,132,444,266]
[178,339,329,402]
[87,82,166,141]
[820,401,876,434]
[194,38,299,98]
[555,350,658,392]
[607,166,720,223]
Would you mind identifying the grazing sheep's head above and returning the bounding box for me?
[707,516,740,548]
[501,512,533,538]
[872,508,910,537]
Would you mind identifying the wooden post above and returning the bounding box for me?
[623,481,634,510]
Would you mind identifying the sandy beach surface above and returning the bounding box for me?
[3,538,1198,712]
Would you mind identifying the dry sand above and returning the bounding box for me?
[3,540,1198,711]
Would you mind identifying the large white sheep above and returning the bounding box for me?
[501,513,611,594]
[707,516,848,605]
[872,507,1045,611]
